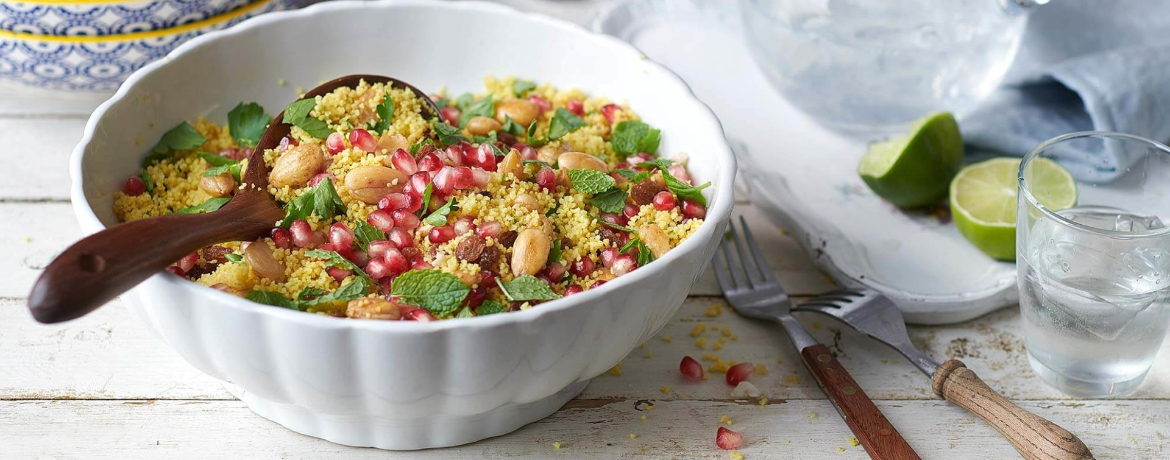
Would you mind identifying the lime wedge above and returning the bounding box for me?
[949,157,1076,260]
[858,112,963,208]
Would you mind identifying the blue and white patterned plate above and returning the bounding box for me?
[0,0,257,35]
[0,0,295,92]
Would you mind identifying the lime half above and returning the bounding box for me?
[858,112,963,208]
[950,157,1076,260]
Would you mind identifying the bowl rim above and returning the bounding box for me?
[70,0,737,333]
[0,0,274,43]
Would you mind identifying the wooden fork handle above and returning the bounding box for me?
[801,344,922,460]
[933,360,1094,460]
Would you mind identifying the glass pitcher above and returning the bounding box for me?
[740,0,1046,137]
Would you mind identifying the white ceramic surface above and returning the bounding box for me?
[593,0,1017,325]
[70,0,735,449]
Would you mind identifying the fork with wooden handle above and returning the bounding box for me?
[795,288,1094,460]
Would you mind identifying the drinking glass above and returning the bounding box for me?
[1018,132,1170,397]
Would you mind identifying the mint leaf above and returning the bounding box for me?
[296,287,328,303]
[304,249,375,284]
[246,290,296,309]
[455,307,475,318]
[662,170,712,206]
[477,299,508,315]
[432,119,469,147]
[279,178,345,226]
[138,170,154,194]
[589,188,627,213]
[458,96,494,128]
[423,197,457,226]
[197,151,236,167]
[621,237,655,267]
[174,197,230,214]
[296,278,371,309]
[145,121,206,166]
[501,116,524,136]
[548,239,563,263]
[547,108,586,140]
[497,275,562,302]
[567,169,615,194]
[228,102,271,147]
[224,253,243,263]
[391,269,470,315]
[417,182,434,218]
[638,128,661,155]
[373,93,395,133]
[643,158,673,171]
[614,168,651,183]
[353,220,384,251]
[513,80,536,97]
[611,121,651,155]
[283,99,332,139]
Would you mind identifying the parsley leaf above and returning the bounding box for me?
[526,120,539,138]
[497,275,562,302]
[417,182,435,218]
[589,188,627,213]
[353,220,385,251]
[458,96,494,128]
[174,197,230,214]
[224,253,243,263]
[501,116,525,136]
[662,170,712,206]
[567,169,616,194]
[198,152,242,181]
[513,80,537,97]
[245,290,296,309]
[138,170,154,194]
[228,102,271,147]
[548,239,563,263]
[296,278,371,309]
[303,249,375,284]
[611,121,660,156]
[391,269,471,316]
[283,99,333,139]
[145,122,206,166]
[547,108,586,140]
[373,93,395,133]
[279,178,345,227]
[477,299,507,315]
[423,197,458,226]
[454,93,476,110]
[432,119,469,147]
[621,237,655,267]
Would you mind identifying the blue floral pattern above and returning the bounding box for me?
[0,0,255,36]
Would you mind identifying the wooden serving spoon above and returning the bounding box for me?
[29,75,441,324]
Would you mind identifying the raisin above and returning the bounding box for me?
[201,245,231,264]
[185,263,215,279]
[477,245,501,268]
[629,180,666,206]
[401,246,422,261]
[455,235,486,262]
[498,230,518,248]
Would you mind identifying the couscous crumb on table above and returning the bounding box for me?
[113,76,711,321]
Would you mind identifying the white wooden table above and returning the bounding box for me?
[2,1,1168,458]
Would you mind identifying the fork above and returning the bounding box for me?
[714,216,921,460]
[795,288,1094,460]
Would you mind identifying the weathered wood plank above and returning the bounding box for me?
[1,399,1165,459]
[0,118,82,200]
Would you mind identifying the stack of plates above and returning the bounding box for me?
[0,0,303,93]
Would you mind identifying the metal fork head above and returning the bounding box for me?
[712,216,792,321]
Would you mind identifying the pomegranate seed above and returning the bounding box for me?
[387,228,414,248]
[318,243,336,252]
[653,191,677,211]
[452,166,475,190]
[470,167,493,187]
[535,166,556,191]
[348,129,376,152]
[411,258,432,270]
[589,280,607,290]
[726,362,755,387]
[480,270,498,288]
[529,95,552,113]
[519,145,538,160]
[278,136,297,151]
[440,106,460,126]
[600,248,619,268]
[567,99,584,116]
[383,248,410,274]
[325,132,346,154]
[601,212,628,227]
[478,145,499,171]
[123,176,146,196]
[612,255,637,276]
[544,262,567,281]
[623,204,640,218]
[287,220,312,247]
[368,240,395,259]
[445,145,465,167]
[407,172,431,198]
[391,149,418,174]
[417,152,444,173]
[571,257,595,278]
[668,164,692,184]
[311,230,328,247]
[339,247,367,266]
[366,257,392,279]
[716,427,744,450]
[601,103,620,124]
[565,285,584,296]
[328,222,355,251]
[408,308,437,322]
[429,225,456,244]
[681,200,707,219]
[392,209,420,230]
[308,173,335,187]
[327,267,352,282]
[401,246,423,260]
[177,252,199,273]
[367,209,396,233]
[165,266,185,276]
[476,221,502,239]
[680,356,705,382]
[270,228,292,249]
[379,192,410,211]
[464,287,486,308]
[433,167,455,194]
[453,217,476,236]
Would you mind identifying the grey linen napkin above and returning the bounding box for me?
[962,0,1170,181]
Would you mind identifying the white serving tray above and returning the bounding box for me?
[593,0,1018,324]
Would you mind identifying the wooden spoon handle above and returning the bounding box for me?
[933,359,1095,460]
[801,344,922,460]
[28,203,274,324]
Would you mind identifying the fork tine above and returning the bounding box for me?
[797,300,842,310]
[719,228,750,290]
[730,218,766,287]
[738,215,779,284]
[793,303,841,314]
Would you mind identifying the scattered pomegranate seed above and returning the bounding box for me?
[519,145,538,160]
[668,164,692,184]
[401,246,423,260]
[347,129,375,152]
[476,221,502,239]
[308,173,335,187]
[566,99,584,116]
[379,192,411,211]
[325,132,346,154]
[310,230,328,247]
[407,172,432,198]
[390,148,419,174]
[628,153,654,166]
[452,166,475,190]
[288,220,312,247]
[715,427,743,450]
[429,225,456,244]
[367,240,395,259]
[388,228,414,248]
[601,104,620,124]
[383,248,410,274]
[528,95,552,113]
[544,261,567,281]
[165,266,185,276]
[440,107,460,126]
[123,176,146,196]
[411,258,433,270]
[432,167,455,194]
[366,255,393,279]
[601,212,628,227]
[611,255,637,276]
[367,209,396,233]
[464,287,486,308]
[407,308,437,322]
[600,247,619,268]
[570,257,595,277]
[681,200,707,219]
[327,267,352,282]
[565,285,584,296]
[535,166,556,191]
[328,223,355,251]
[278,136,297,151]
[589,280,607,289]
[623,203,640,218]
[177,252,199,273]
[453,217,476,236]
[270,228,292,249]
[653,191,677,211]
[417,152,444,173]
[470,167,494,187]
[680,356,705,382]
[317,243,336,252]
[726,362,755,387]
[392,209,420,230]
[445,145,465,167]
[479,270,498,287]
[339,247,367,266]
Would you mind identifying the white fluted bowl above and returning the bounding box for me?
[70,0,735,449]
